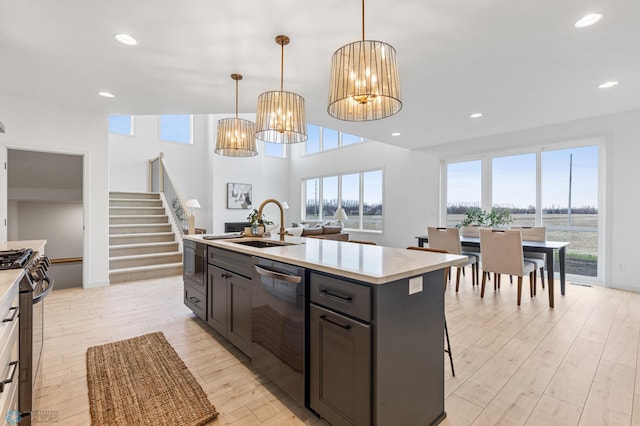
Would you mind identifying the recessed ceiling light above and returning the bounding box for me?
[98,91,115,98]
[470,113,483,118]
[114,33,138,46]
[391,132,401,136]
[598,81,619,89]
[574,13,604,28]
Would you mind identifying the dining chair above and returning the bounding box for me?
[511,225,546,294]
[427,227,477,291]
[479,228,536,305]
[406,246,455,377]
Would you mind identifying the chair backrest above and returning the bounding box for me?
[479,228,526,276]
[427,227,462,255]
[510,226,546,241]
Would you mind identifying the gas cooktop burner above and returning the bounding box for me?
[0,248,34,270]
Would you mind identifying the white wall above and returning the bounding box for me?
[424,108,640,292]
[0,95,108,288]
[288,140,440,248]
[109,113,291,234]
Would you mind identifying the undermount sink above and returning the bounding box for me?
[229,239,297,248]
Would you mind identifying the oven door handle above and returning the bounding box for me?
[2,306,18,323]
[0,361,18,393]
[33,277,54,304]
[254,265,302,284]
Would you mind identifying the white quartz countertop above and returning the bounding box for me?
[0,240,47,254]
[184,234,465,285]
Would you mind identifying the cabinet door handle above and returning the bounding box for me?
[2,306,18,323]
[188,296,200,303]
[221,273,232,279]
[320,288,353,302]
[0,361,18,393]
[320,315,352,330]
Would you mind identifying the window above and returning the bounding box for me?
[108,115,133,135]
[542,146,599,277]
[159,114,192,144]
[305,178,320,221]
[304,123,365,155]
[306,124,321,155]
[446,160,481,227]
[342,132,363,146]
[341,173,360,229]
[303,169,383,232]
[443,142,601,279]
[264,142,285,158]
[492,153,536,226]
[363,170,383,231]
[323,128,339,151]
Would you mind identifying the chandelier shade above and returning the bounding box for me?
[328,40,401,121]
[215,73,258,157]
[327,0,402,121]
[255,90,307,144]
[255,35,307,144]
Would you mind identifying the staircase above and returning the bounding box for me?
[109,191,183,284]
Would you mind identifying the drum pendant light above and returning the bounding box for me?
[328,0,402,121]
[215,74,258,157]
[255,35,307,144]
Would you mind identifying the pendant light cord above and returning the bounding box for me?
[361,0,365,41]
[280,42,284,92]
[235,79,239,119]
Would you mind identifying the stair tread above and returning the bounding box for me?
[109,215,168,218]
[109,262,183,274]
[110,232,175,238]
[109,223,171,228]
[109,251,182,261]
[109,241,178,249]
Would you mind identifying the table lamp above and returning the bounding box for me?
[333,207,348,228]
[185,199,201,234]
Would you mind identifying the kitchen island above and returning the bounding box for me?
[183,234,465,426]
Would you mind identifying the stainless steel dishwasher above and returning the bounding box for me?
[251,257,307,406]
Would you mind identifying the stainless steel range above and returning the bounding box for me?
[0,248,53,425]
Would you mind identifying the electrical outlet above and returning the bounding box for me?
[409,276,423,295]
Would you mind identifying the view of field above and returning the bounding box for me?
[447,213,598,277]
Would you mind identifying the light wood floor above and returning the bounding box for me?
[33,271,640,425]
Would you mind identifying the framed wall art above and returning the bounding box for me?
[227,183,252,209]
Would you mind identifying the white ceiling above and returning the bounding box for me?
[1,0,639,150]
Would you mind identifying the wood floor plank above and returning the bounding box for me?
[526,395,582,426]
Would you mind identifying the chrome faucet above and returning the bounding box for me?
[257,198,289,241]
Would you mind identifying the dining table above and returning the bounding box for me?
[415,235,569,308]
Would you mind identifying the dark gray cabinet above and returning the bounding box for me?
[206,247,252,356]
[309,304,371,426]
[308,270,446,426]
[183,240,207,321]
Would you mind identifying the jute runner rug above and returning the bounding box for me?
[86,332,218,426]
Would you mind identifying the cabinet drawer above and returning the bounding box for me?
[310,273,371,322]
[184,283,206,320]
[0,297,18,351]
[208,247,252,278]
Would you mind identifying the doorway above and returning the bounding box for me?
[7,149,84,288]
